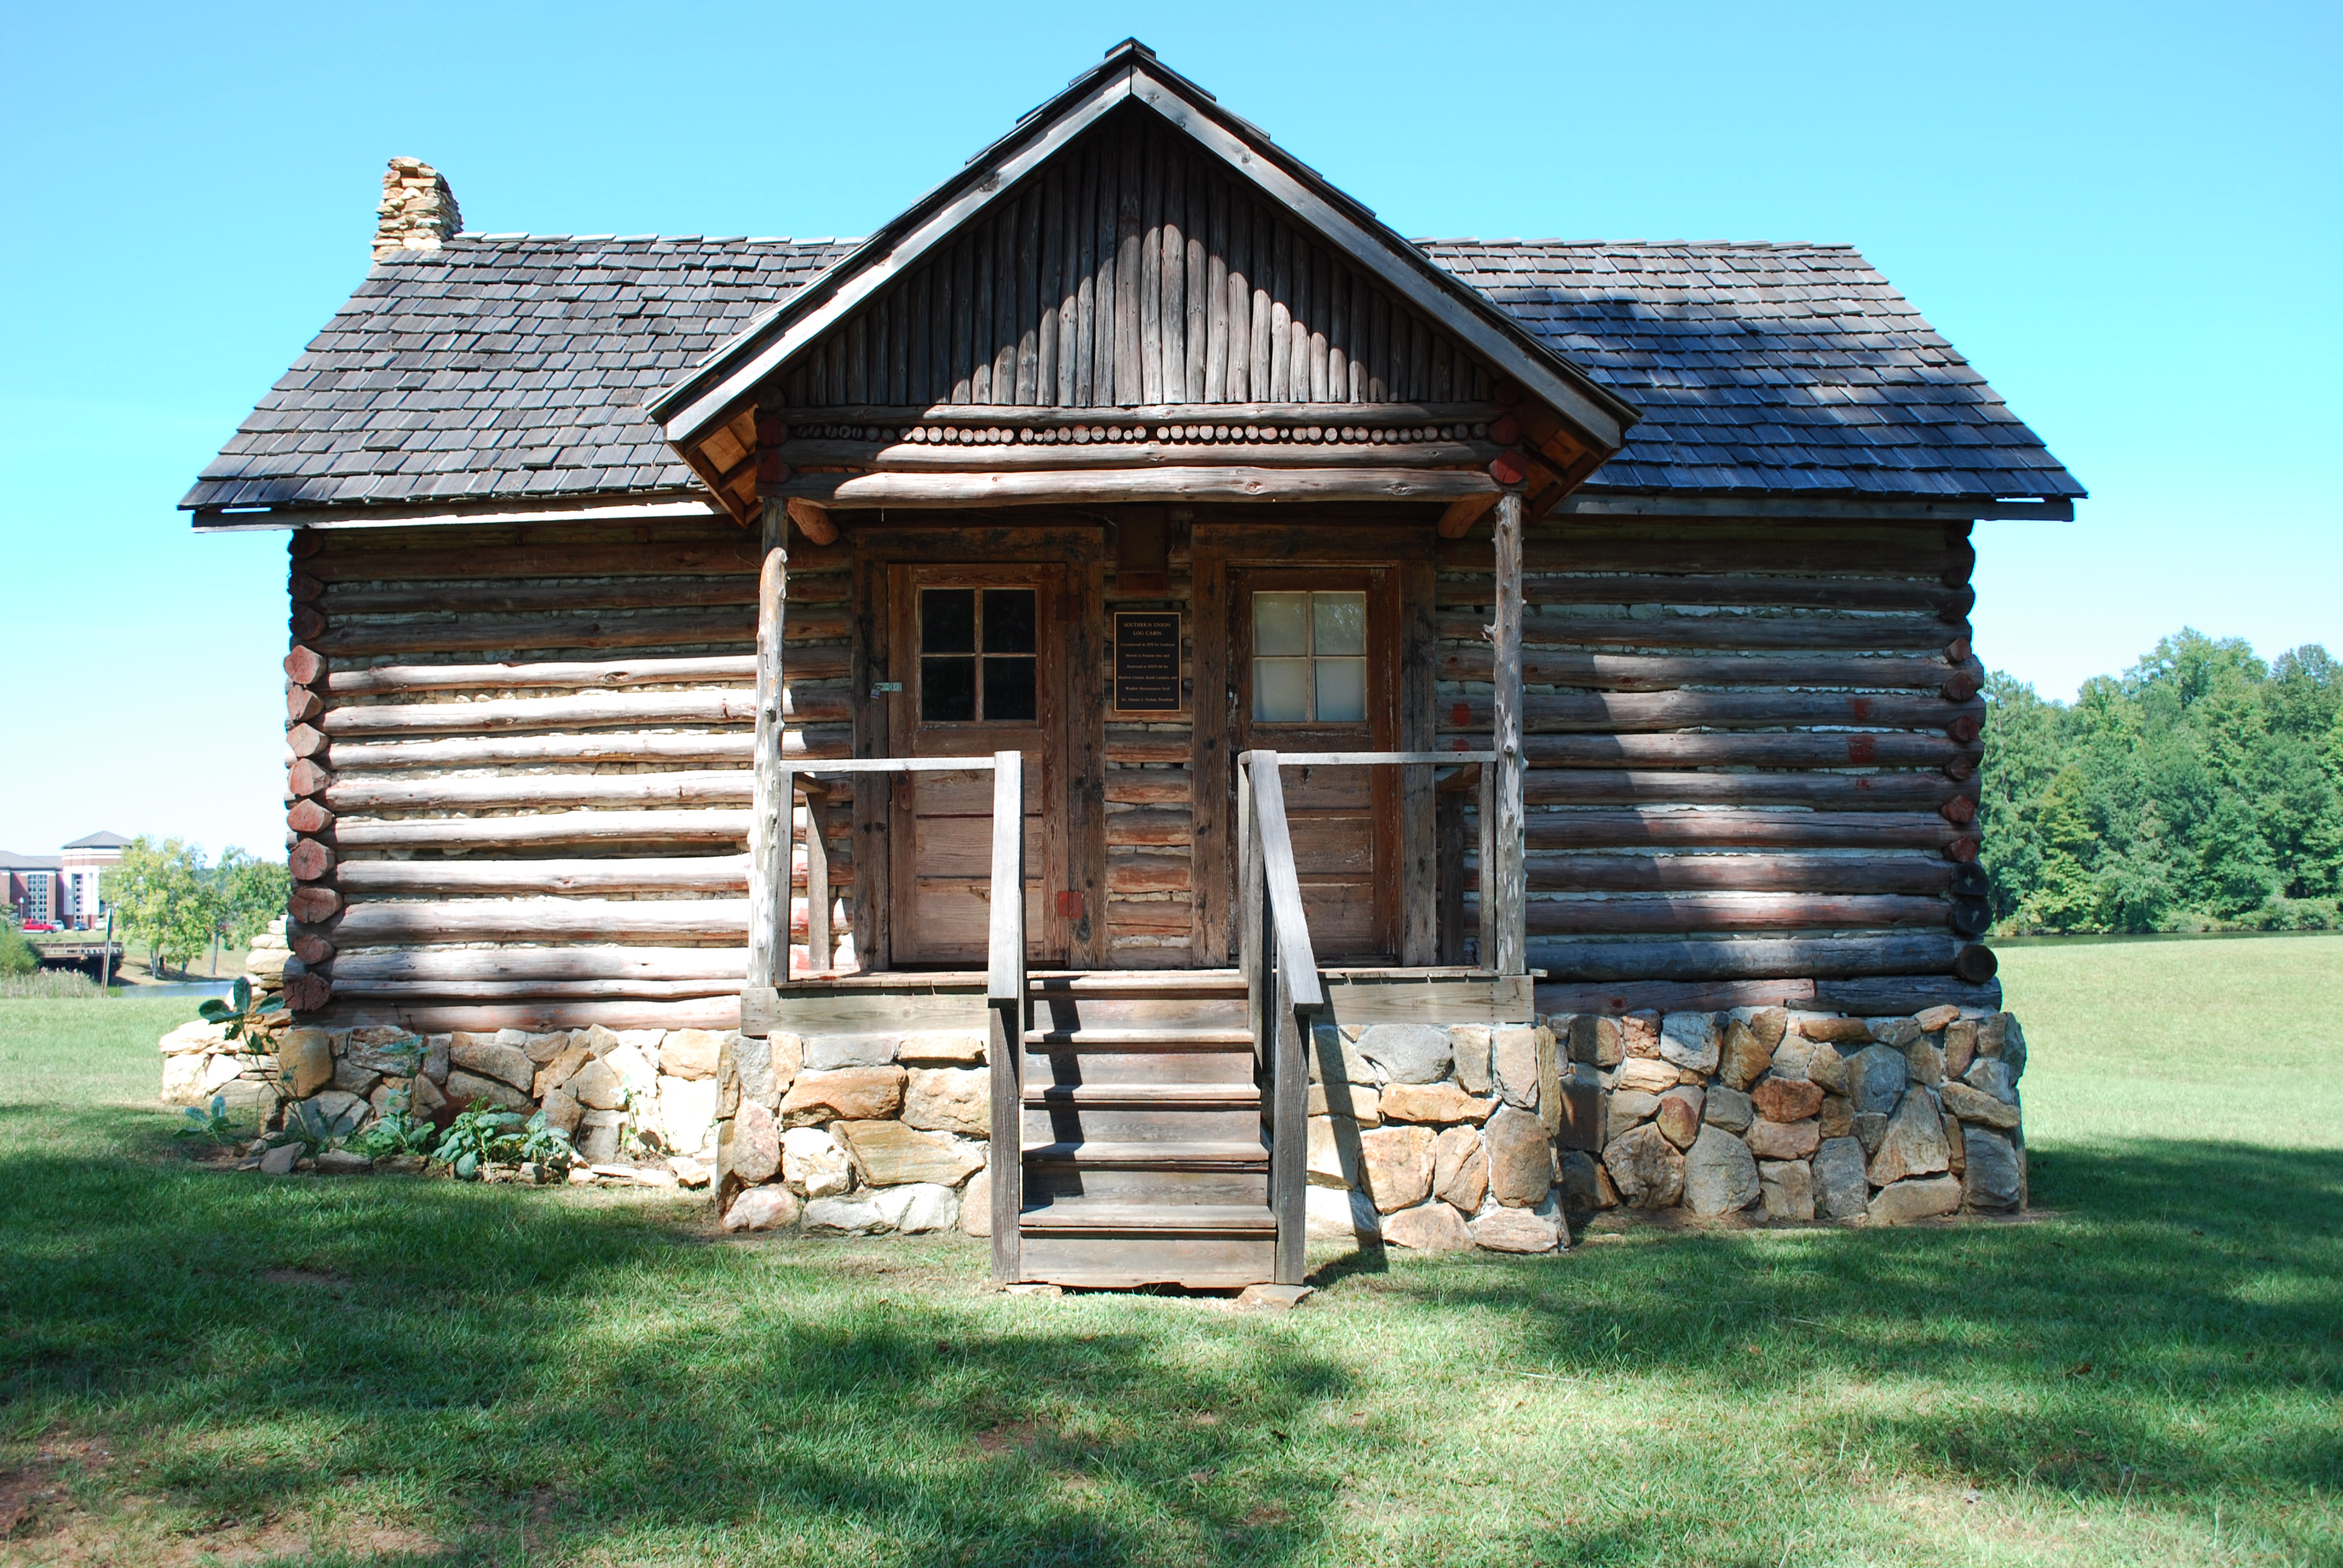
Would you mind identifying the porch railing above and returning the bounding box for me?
[1236,746,1515,1282]
[761,752,1027,1284]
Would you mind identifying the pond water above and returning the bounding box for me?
[111,981,241,999]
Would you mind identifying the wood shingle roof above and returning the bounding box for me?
[183,231,2079,514]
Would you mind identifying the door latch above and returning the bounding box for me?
[870,681,903,696]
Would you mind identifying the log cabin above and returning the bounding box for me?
[186,41,2077,1283]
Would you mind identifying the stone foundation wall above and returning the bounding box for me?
[163,946,2026,1238]
[712,1027,992,1236]
[1293,1004,2028,1249]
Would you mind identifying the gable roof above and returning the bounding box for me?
[646,41,1638,465]
[183,231,2079,516]
[185,236,853,514]
[1429,241,2084,501]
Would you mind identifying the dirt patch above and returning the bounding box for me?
[974,1420,1047,1457]
[260,1268,346,1289]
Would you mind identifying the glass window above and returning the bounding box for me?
[1253,589,1368,724]
[921,587,1037,723]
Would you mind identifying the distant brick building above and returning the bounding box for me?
[2,831,129,927]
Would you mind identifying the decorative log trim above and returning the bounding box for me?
[290,934,333,965]
[287,758,335,797]
[289,840,334,882]
[287,687,323,722]
[775,436,1498,469]
[332,979,745,1001]
[284,647,325,684]
[286,800,332,836]
[1536,973,2001,1018]
[770,466,1498,508]
[1952,943,1998,982]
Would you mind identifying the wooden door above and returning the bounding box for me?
[1231,568,1402,961]
[888,565,1065,966]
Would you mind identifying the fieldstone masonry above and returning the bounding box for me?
[163,933,2027,1243]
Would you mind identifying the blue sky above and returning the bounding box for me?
[1,0,2336,860]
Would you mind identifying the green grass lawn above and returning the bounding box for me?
[1,944,2338,1567]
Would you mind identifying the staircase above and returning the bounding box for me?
[1014,970,1278,1288]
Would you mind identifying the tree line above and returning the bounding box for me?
[99,838,290,978]
[1979,630,2342,934]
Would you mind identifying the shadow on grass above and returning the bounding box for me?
[0,1101,1355,1565]
[1377,1134,2343,1547]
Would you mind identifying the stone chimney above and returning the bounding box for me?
[373,157,462,260]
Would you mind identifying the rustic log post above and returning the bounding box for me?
[746,500,791,995]
[1492,489,1528,976]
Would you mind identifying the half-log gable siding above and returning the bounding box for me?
[776,108,1493,414]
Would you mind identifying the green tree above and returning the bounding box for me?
[207,848,290,949]
[102,838,215,979]
[0,923,36,979]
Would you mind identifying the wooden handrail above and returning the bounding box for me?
[1244,750,1322,1285]
[1245,751,1323,1010]
[985,749,1026,1284]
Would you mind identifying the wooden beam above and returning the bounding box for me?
[784,497,839,544]
[1491,492,1526,978]
[768,466,1498,509]
[1435,494,1498,539]
[747,502,790,996]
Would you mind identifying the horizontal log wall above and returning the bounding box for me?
[1433,512,1993,1002]
[776,103,1491,412]
[283,517,851,1032]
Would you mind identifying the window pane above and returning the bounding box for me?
[983,588,1037,653]
[983,655,1038,722]
[1315,658,1368,723]
[1253,591,1308,656]
[922,655,975,720]
[1254,657,1308,722]
[921,588,976,653]
[1312,592,1367,656]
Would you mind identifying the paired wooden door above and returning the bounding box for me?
[888,564,1064,966]
[1231,567,1403,961]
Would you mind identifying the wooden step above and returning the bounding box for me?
[1029,971,1244,996]
[1020,1203,1275,1235]
[1024,1083,1257,1107]
[1024,1139,1267,1168]
[1024,1026,1254,1048]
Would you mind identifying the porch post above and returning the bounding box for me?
[1491,490,1528,976]
[747,498,792,992]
